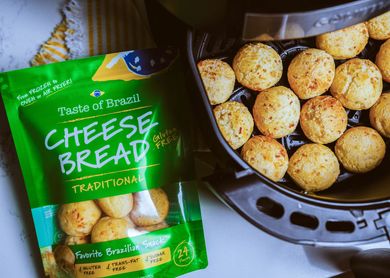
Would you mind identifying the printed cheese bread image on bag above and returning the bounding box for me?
[0,48,207,277]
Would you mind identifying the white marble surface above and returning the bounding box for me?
[0,1,387,278]
[0,0,65,71]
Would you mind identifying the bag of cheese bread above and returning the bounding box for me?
[0,48,207,277]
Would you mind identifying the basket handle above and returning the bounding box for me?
[206,172,389,246]
[242,0,389,40]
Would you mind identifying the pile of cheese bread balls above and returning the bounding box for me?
[198,11,389,193]
[53,188,169,274]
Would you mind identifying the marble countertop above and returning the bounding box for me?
[0,1,387,277]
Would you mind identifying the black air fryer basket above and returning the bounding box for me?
[146,0,390,246]
[186,33,390,246]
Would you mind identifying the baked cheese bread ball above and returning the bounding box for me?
[300,96,348,144]
[64,236,88,245]
[366,11,390,40]
[252,33,274,41]
[58,201,101,236]
[91,217,134,243]
[197,59,236,105]
[376,39,390,82]
[130,188,169,227]
[370,93,390,138]
[54,245,75,276]
[330,58,383,110]
[335,126,386,173]
[97,193,133,218]
[316,23,369,59]
[214,101,254,149]
[287,144,340,192]
[275,23,305,40]
[252,86,300,138]
[288,48,335,99]
[233,43,283,91]
[241,135,289,182]
[140,221,169,232]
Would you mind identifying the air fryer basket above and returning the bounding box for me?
[187,30,390,246]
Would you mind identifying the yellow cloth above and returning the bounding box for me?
[31,0,155,66]
[31,21,69,66]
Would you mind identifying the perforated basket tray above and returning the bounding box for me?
[187,30,390,246]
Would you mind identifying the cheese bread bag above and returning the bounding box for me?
[0,48,207,277]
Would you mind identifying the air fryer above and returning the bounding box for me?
[145,0,390,274]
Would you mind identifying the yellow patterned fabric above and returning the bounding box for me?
[31,0,155,66]
[31,21,69,66]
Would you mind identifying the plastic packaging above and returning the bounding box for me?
[0,48,207,277]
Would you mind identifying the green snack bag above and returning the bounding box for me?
[0,48,207,277]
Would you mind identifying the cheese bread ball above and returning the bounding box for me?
[64,236,88,245]
[275,23,305,40]
[288,48,335,99]
[233,43,283,91]
[252,33,274,41]
[366,11,390,40]
[130,188,169,227]
[214,101,254,149]
[376,39,390,82]
[316,23,369,59]
[335,126,386,173]
[139,221,169,232]
[287,144,340,192]
[252,86,300,138]
[97,193,133,218]
[300,96,348,144]
[330,58,383,110]
[58,201,101,236]
[54,245,75,276]
[370,93,390,138]
[197,59,236,105]
[91,217,135,243]
[241,135,289,182]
